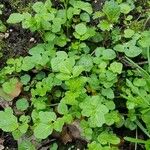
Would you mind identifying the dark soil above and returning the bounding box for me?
[0,0,41,67]
[1,132,17,150]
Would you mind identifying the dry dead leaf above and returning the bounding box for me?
[0,138,4,150]
[60,122,81,144]
[8,82,22,98]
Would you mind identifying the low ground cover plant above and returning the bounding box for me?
[0,0,150,149]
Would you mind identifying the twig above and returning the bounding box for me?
[38,139,56,150]
[119,57,148,67]
[135,128,138,150]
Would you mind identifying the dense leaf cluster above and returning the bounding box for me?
[0,0,150,149]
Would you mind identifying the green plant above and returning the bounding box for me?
[0,0,150,149]
[0,4,6,32]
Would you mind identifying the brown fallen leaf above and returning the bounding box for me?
[0,138,5,150]
[8,82,22,98]
[61,125,73,144]
[52,120,88,145]
[0,81,22,102]
[60,121,81,144]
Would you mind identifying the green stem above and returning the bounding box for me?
[143,16,150,30]
[39,30,46,43]
[124,136,146,144]
[125,56,150,78]
[64,0,69,37]
[135,120,150,138]
[147,47,150,73]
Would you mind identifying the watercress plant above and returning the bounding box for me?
[0,0,150,149]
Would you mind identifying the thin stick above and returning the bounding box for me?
[135,128,138,150]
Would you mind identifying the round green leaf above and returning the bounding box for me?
[133,78,146,87]
[57,103,68,115]
[124,29,135,38]
[20,74,31,85]
[32,2,44,13]
[98,20,112,31]
[18,140,36,150]
[34,123,53,139]
[97,132,120,145]
[0,108,18,132]
[77,54,93,71]
[120,3,132,14]
[50,143,58,150]
[53,118,64,132]
[7,13,24,24]
[113,44,125,52]
[109,62,123,74]
[2,78,18,94]
[102,49,116,60]
[39,111,56,123]
[16,98,29,111]
[102,88,114,99]
[75,23,87,35]
[125,46,142,57]
[80,13,90,22]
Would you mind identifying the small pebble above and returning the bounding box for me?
[0,145,4,150]
[4,33,9,39]
[9,29,13,32]
[30,37,35,42]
